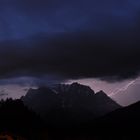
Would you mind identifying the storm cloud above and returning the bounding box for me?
[0,0,140,81]
[0,30,140,81]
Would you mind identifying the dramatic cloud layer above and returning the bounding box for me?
[0,0,140,81]
[0,31,139,81]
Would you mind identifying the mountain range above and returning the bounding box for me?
[22,82,121,125]
[1,83,140,139]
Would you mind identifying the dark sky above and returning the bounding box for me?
[0,0,140,82]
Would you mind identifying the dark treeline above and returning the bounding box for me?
[0,98,45,140]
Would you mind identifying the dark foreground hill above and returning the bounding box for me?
[47,101,140,140]
[22,83,121,125]
[0,99,45,140]
[94,100,140,139]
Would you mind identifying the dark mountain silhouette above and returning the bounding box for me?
[90,100,140,139]
[0,99,45,140]
[46,101,140,140]
[22,83,121,125]
[1,84,140,140]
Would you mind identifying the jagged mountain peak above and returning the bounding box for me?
[53,82,95,95]
[96,90,108,97]
[22,83,121,123]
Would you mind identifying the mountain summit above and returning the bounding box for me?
[22,83,121,125]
